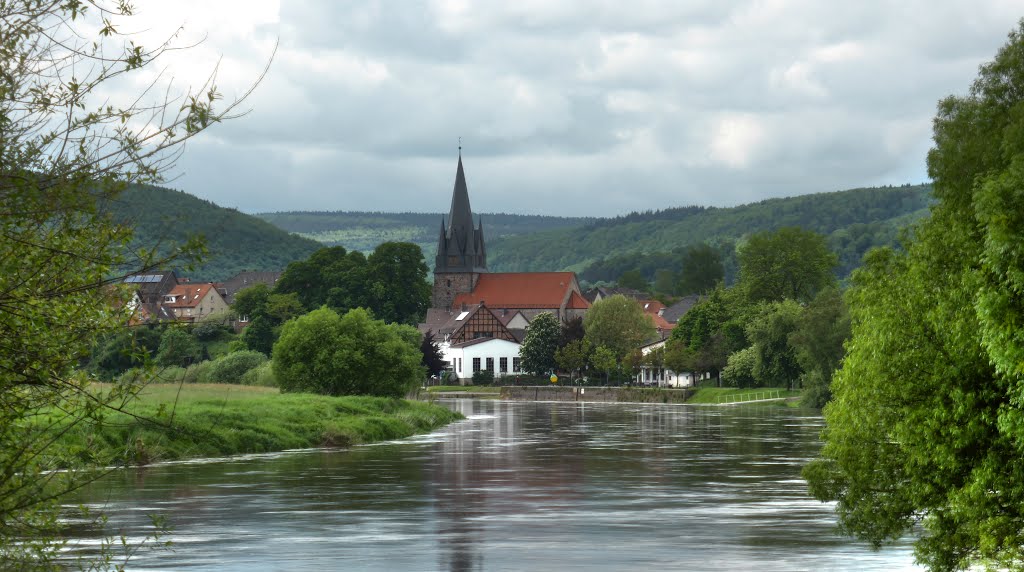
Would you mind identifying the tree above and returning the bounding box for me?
[519,312,560,376]
[273,307,424,397]
[558,315,586,348]
[420,330,447,378]
[737,227,837,303]
[0,1,257,566]
[583,294,656,360]
[590,346,618,384]
[232,283,272,321]
[721,346,757,388]
[805,23,1024,571]
[275,246,368,311]
[788,287,850,407]
[677,243,724,295]
[617,269,648,291]
[744,300,804,389]
[365,242,431,325]
[555,339,592,383]
[155,327,203,367]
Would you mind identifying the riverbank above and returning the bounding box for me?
[432,385,802,405]
[65,383,463,466]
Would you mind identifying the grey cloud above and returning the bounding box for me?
[158,2,1022,216]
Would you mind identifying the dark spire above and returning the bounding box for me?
[447,155,475,254]
[435,152,487,274]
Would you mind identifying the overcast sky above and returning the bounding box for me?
[124,1,1022,217]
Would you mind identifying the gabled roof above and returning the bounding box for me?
[566,290,590,310]
[452,272,585,309]
[662,295,703,324]
[163,283,219,309]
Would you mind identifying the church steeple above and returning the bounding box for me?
[435,153,487,274]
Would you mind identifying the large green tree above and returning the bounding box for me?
[0,1,252,566]
[519,312,561,376]
[677,243,725,295]
[273,307,424,397]
[788,287,850,407]
[737,227,837,303]
[805,22,1024,571]
[365,241,431,325]
[583,294,656,360]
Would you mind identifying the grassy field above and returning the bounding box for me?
[685,387,801,405]
[59,383,462,466]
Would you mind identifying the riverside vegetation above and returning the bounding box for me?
[59,384,461,466]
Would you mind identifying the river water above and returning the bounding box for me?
[65,400,918,571]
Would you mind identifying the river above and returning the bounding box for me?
[64,399,918,571]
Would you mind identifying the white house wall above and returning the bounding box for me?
[444,338,522,382]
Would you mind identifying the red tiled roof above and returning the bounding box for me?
[452,272,583,309]
[163,283,216,308]
[566,290,590,310]
[639,299,674,331]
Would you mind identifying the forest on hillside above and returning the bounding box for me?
[257,211,596,257]
[105,185,323,281]
[487,184,932,283]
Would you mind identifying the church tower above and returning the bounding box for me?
[432,153,487,309]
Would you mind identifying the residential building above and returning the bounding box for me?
[162,283,229,322]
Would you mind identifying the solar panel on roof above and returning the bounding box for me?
[124,274,162,283]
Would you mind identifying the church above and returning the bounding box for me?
[420,153,590,382]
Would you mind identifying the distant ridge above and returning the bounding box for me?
[484,184,933,281]
[106,184,322,281]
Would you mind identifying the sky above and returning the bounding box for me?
[119,1,1022,217]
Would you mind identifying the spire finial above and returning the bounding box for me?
[458,137,462,157]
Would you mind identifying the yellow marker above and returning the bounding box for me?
[550,374,558,383]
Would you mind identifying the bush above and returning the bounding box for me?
[192,321,226,341]
[722,346,757,388]
[183,360,215,384]
[206,351,268,384]
[273,307,424,397]
[471,369,494,385]
[241,361,277,387]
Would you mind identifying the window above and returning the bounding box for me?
[499,357,508,373]
[513,357,521,372]
[486,358,494,372]
[472,358,481,372]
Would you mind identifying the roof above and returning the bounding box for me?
[419,308,454,334]
[452,272,585,309]
[163,283,219,309]
[566,290,590,310]
[639,299,675,332]
[220,271,282,303]
[662,295,703,323]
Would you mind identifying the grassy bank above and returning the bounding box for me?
[685,387,801,405]
[61,383,462,466]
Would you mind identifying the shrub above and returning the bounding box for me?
[206,351,268,384]
[273,307,424,397]
[241,361,277,387]
[192,321,225,341]
[183,360,215,384]
[471,369,495,385]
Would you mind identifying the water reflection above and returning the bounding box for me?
[64,401,918,571]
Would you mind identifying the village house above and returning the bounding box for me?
[161,283,229,322]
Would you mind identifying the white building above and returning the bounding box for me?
[443,338,523,383]
[636,339,696,388]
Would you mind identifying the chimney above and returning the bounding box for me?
[461,302,467,312]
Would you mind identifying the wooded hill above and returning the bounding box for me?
[256,211,597,264]
[107,184,323,281]
[487,184,932,283]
